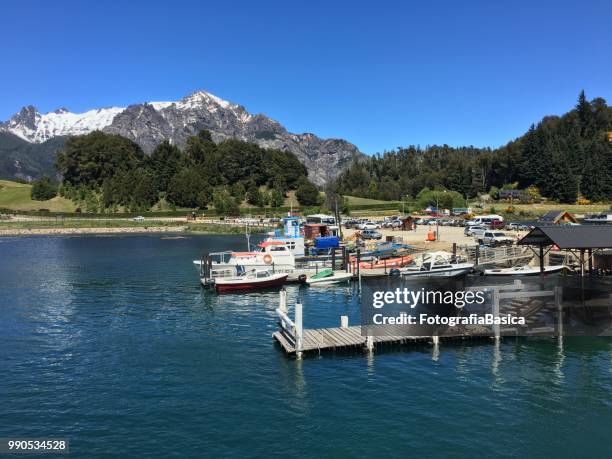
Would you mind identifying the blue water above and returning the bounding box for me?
[0,235,610,458]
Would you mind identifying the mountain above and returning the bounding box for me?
[0,91,363,185]
[0,131,65,182]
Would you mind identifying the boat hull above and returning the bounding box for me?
[399,266,473,278]
[483,265,565,276]
[212,274,288,292]
[306,272,353,285]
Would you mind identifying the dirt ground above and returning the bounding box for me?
[343,225,527,251]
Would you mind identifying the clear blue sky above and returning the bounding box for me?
[1,0,610,154]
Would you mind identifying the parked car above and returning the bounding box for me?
[471,228,487,241]
[488,219,505,229]
[133,216,145,222]
[481,231,515,246]
[505,222,529,231]
[464,225,485,236]
[427,219,439,226]
[361,229,383,240]
[359,221,381,230]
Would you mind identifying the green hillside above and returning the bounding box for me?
[0,180,75,212]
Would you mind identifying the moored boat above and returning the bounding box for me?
[211,270,288,292]
[302,268,353,286]
[352,255,412,270]
[482,265,565,276]
[392,251,473,278]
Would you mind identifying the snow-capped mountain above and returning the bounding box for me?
[3,105,124,143]
[1,91,363,185]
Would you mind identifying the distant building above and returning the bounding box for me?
[498,189,522,200]
[537,211,578,225]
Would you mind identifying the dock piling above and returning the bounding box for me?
[295,303,303,358]
[340,315,349,328]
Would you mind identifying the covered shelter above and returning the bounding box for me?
[518,225,612,275]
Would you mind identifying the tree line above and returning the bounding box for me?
[334,91,612,204]
[49,130,321,212]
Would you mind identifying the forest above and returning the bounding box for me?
[334,92,612,204]
[51,130,321,213]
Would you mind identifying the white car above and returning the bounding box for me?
[359,221,380,230]
[132,216,145,222]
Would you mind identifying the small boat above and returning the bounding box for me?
[302,268,353,286]
[483,265,565,276]
[211,270,288,292]
[392,251,473,278]
[352,255,412,270]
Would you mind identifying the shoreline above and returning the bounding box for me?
[0,226,189,237]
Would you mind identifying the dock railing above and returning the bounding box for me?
[466,280,561,340]
[276,290,303,356]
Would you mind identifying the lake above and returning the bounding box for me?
[0,234,610,457]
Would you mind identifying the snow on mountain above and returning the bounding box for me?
[2,106,124,143]
[1,90,363,185]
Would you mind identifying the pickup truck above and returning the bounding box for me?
[479,231,514,246]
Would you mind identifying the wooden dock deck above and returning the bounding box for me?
[273,325,434,354]
[273,281,572,357]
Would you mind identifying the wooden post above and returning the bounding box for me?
[331,248,336,272]
[475,245,480,267]
[279,289,287,314]
[365,335,373,351]
[295,303,303,357]
[357,248,362,292]
[588,249,593,275]
[579,250,585,277]
[492,289,500,342]
[452,243,457,257]
[539,245,544,275]
[554,286,563,339]
[341,315,349,328]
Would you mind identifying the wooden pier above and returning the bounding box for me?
[273,282,569,357]
[273,323,435,355]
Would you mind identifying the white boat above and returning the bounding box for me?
[393,251,473,278]
[210,270,288,292]
[483,265,565,276]
[303,269,353,286]
[194,240,296,275]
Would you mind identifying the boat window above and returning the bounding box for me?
[433,255,449,266]
[270,246,287,252]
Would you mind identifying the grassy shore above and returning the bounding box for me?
[0,218,276,236]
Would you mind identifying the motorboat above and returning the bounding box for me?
[211,269,288,292]
[301,268,353,286]
[194,240,296,275]
[482,265,565,276]
[392,251,473,278]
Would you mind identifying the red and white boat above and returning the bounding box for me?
[211,270,288,293]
